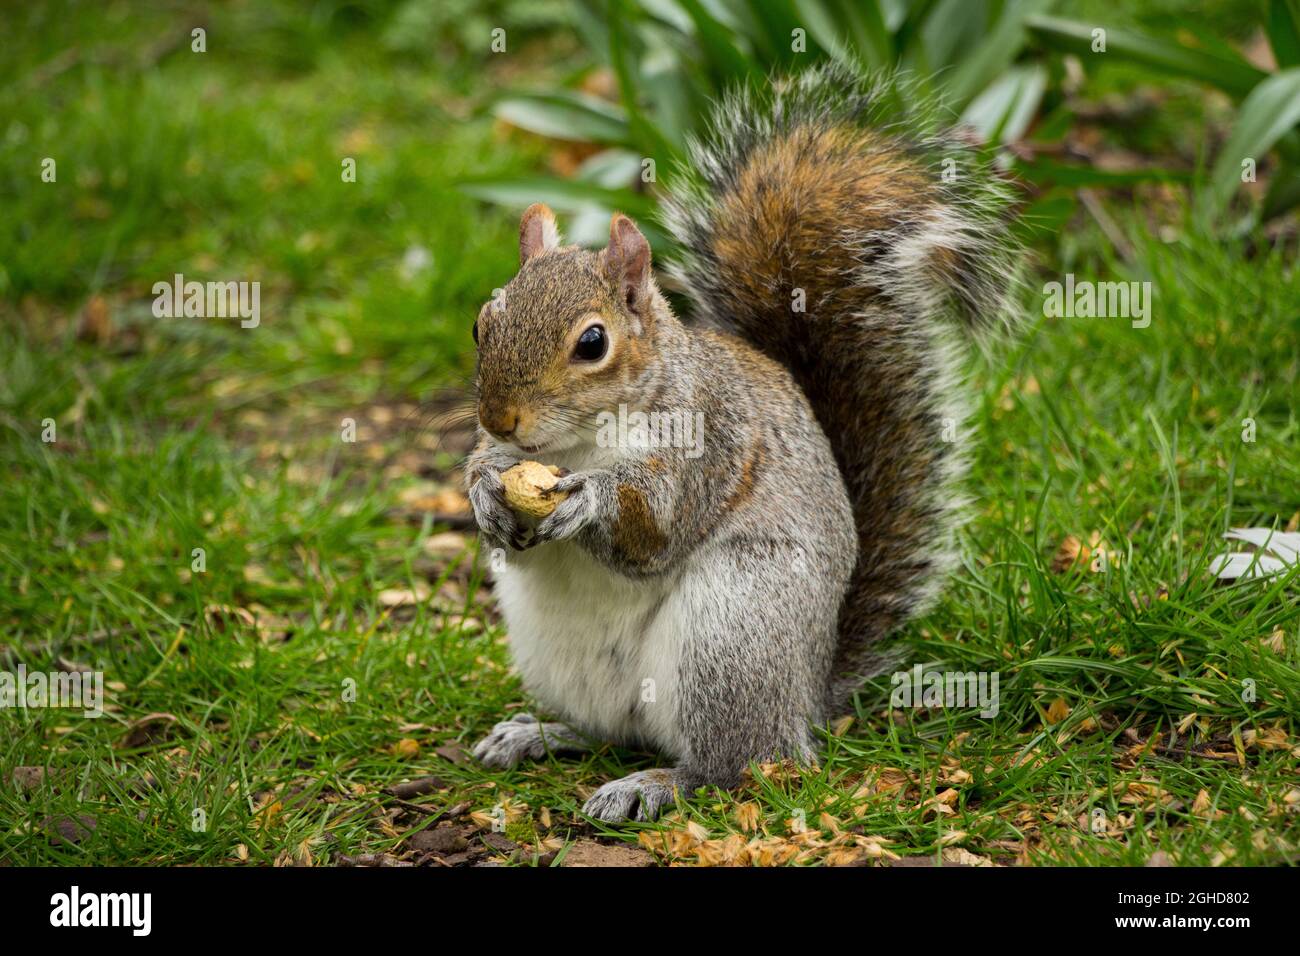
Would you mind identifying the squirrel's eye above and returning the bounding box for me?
[472,319,479,345]
[573,324,607,362]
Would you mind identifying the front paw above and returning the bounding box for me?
[534,472,602,543]
[468,470,522,549]
[472,713,545,769]
[582,769,686,823]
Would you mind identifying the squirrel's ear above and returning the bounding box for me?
[603,213,652,316]
[519,203,561,265]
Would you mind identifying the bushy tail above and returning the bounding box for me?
[662,65,1020,711]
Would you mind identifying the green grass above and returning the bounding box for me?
[1,1,1298,866]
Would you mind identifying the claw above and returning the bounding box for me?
[581,769,685,823]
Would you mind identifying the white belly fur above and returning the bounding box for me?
[492,540,684,757]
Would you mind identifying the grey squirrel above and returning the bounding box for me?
[465,66,1019,822]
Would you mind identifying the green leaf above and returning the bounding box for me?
[792,0,853,68]
[493,92,630,145]
[894,0,941,73]
[796,0,891,71]
[677,0,758,87]
[1263,162,1300,218]
[1031,103,1078,145]
[460,179,672,253]
[833,0,893,69]
[573,0,612,64]
[961,64,1047,144]
[734,0,813,66]
[945,0,1054,110]
[917,0,985,76]
[1026,14,1266,98]
[1016,158,1187,188]
[634,0,694,33]
[608,0,681,167]
[565,206,673,252]
[639,45,698,153]
[1203,68,1300,218]
[1267,0,1300,68]
[575,149,645,188]
[458,176,659,221]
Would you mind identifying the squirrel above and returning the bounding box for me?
[465,66,1019,823]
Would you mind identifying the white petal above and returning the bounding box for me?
[1225,528,1300,560]
[1210,551,1288,579]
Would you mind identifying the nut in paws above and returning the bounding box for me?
[534,473,599,542]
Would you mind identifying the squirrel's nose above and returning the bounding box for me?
[480,405,519,440]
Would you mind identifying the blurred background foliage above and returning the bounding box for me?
[467,0,1300,249]
[0,0,1296,396]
